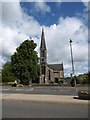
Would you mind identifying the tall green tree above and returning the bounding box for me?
[2,62,17,83]
[76,73,88,84]
[11,40,39,85]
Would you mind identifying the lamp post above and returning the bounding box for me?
[69,39,74,75]
[69,39,76,87]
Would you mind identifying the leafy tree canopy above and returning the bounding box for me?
[11,40,39,85]
[2,62,17,83]
[76,73,88,84]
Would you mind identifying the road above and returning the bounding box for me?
[2,99,88,118]
[1,86,88,96]
[1,86,88,118]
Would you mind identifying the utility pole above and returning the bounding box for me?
[69,39,76,87]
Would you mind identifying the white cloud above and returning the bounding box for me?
[18,15,41,36]
[43,17,88,75]
[2,1,22,27]
[82,0,90,13]
[20,0,51,13]
[82,0,90,7]
[0,25,29,65]
[0,2,2,24]
[0,1,41,68]
[34,2,51,13]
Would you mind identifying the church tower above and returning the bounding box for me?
[40,28,47,83]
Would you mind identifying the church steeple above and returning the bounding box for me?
[40,28,46,49]
[40,28,47,62]
[40,28,47,84]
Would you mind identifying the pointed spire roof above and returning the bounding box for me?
[40,28,46,49]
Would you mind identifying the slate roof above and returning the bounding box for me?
[48,63,63,71]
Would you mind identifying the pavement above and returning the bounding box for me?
[1,94,89,104]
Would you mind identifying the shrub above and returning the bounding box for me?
[48,80,54,84]
[29,84,32,87]
[0,83,2,85]
[59,79,64,84]
[18,84,24,87]
[7,82,15,85]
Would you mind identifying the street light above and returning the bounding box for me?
[69,39,76,87]
[69,39,74,76]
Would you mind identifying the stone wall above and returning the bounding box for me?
[40,65,64,84]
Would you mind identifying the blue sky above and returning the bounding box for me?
[1,1,89,77]
[20,2,86,26]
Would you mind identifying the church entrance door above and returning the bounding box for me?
[54,78,59,83]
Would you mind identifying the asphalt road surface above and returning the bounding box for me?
[1,86,88,118]
[2,99,88,118]
[1,86,88,96]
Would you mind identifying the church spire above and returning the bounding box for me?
[40,28,46,49]
[40,28,47,84]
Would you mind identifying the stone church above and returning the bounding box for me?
[39,28,64,84]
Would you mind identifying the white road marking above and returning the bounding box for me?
[29,88,34,91]
[15,89,25,91]
[26,88,34,91]
[2,89,10,91]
